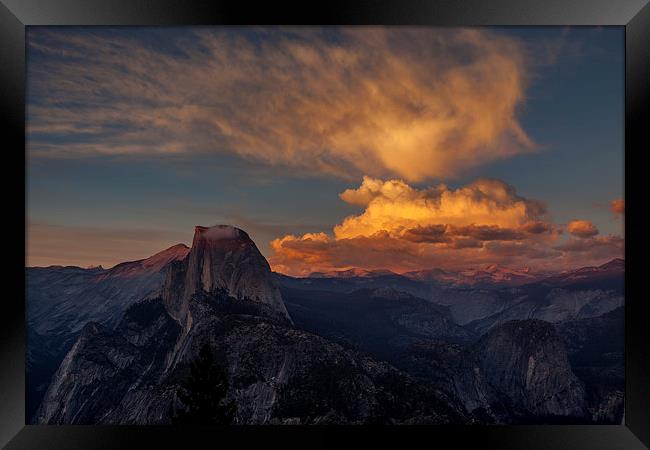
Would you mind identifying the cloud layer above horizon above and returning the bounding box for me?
[27,27,624,271]
[270,177,623,275]
[28,27,534,182]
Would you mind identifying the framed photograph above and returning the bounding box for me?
[2,0,648,448]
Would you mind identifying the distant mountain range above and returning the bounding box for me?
[539,258,624,287]
[306,259,623,288]
[26,225,625,425]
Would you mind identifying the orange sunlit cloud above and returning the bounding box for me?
[270,178,623,276]
[334,177,548,239]
[28,28,533,182]
[610,199,625,215]
[566,220,599,238]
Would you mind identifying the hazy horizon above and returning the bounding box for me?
[25,224,625,276]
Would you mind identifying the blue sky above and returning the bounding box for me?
[462,27,624,230]
[26,27,624,271]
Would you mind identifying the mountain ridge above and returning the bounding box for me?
[293,258,624,288]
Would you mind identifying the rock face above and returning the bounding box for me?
[556,307,624,423]
[457,320,586,421]
[35,300,182,424]
[396,320,586,423]
[163,225,290,324]
[36,291,467,425]
[26,244,189,421]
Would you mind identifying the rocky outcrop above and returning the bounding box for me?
[36,291,468,425]
[35,299,182,424]
[30,225,293,422]
[163,225,290,325]
[395,319,586,423]
[455,320,586,421]
[556,307,624,423]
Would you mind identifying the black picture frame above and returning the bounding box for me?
[1,1,648,448]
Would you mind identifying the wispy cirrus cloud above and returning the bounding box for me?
[28,27,535,182]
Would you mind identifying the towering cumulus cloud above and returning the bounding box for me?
[334,177,548,239]
[28,28,533,181]
[270,178,623,275]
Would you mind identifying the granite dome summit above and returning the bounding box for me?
[163,225,291,325]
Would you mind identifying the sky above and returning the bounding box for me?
[26,26,625,275]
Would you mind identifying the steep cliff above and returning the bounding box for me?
[455,320,586,422]
[163,225,290,325]
[398,320,586,423]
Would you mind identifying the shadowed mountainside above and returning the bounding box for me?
[26,244,189,420]
[28,226,624,425]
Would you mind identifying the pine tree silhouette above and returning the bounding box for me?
[171,344,236,424]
